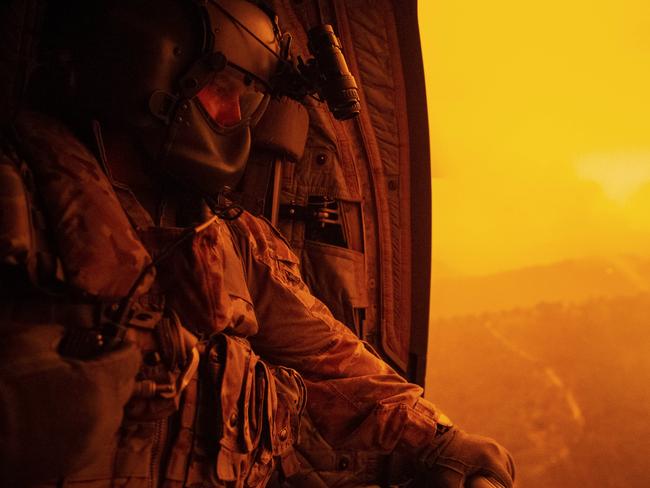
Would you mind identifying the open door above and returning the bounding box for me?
[255,0,431,387]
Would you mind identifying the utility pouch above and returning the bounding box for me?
[252,97,309,163]
[118,306,199,422]
[268,364,307,478]
[189,333,306,488]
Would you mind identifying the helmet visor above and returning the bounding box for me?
[195,64,269,128]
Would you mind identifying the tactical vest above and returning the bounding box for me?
[0,110,305,488]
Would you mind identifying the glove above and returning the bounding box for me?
[0,324,141,485]
[422,427,515,488]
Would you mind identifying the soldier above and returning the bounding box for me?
[0,1,515,487]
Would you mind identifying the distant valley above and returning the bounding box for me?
[426,279,650,488]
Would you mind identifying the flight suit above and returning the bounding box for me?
[0,110,447,486]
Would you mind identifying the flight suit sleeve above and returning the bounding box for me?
[228,213,446,459]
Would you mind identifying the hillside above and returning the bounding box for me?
[431,255,650,318]
[426,293,650,488]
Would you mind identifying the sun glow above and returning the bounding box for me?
[576,152,650,203]
[418,0,650,278]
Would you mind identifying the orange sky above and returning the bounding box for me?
[418,0,650,277]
